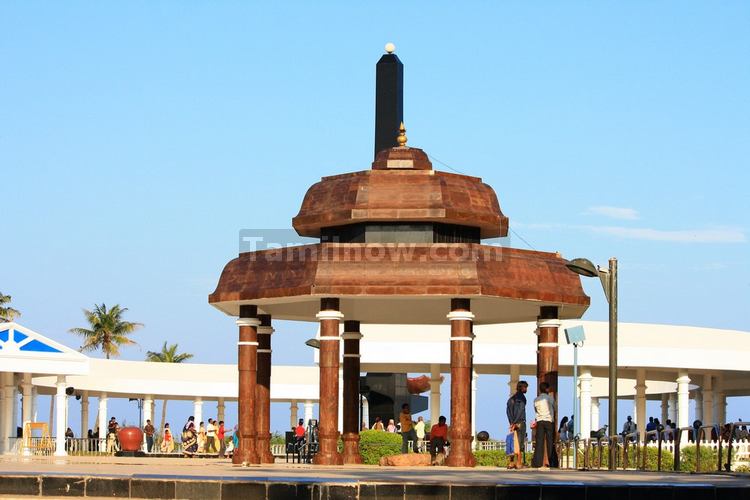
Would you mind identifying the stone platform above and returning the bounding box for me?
[0,456,748,499]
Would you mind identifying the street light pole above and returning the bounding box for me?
[607,257,618,470]
[565,256,618,470]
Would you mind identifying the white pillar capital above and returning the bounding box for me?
[236,317,261,327]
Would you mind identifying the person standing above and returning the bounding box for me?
[414,416,426,452]
[143,419,155,453]
[372,417,385,431]
[399,403,418,454]
[217,420,226,457]
[206,419,217,454]
[531,382,558,468]
[506,380,529,469]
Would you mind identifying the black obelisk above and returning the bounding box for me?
[374,50,403,159]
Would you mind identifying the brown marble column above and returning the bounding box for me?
[342,320,363,464]
[537,306,561,426]
[234,305,259,465]
[445,298,476,467]
[313,297,344,465]
[255,314,274,464]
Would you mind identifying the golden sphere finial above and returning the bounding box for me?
[396,122,408,147]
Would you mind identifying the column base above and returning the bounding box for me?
[256,433,274,464]
[313,432,343,465]
[232,435,259,465]
[341,432,363,465]
[444,434,476,468]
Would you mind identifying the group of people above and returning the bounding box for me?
[506,380,559,469]
[179,416,228,456]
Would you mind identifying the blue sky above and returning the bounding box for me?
[2,2,748,435]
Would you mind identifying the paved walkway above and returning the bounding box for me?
[1,455,748,486]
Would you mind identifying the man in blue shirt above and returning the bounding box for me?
[506,380,529,469]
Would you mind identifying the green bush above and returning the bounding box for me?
[358,430,402,465]
[473,450,509,467]
[270,432,285,445]
[734,464,750,473]
[678,445,733,472]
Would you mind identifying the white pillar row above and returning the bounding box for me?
[54,375,67,456]
[694,390,703,423]
[677,372,691,440]
[661,394,668,423]
[591,397,600,433]
[193,397,203,426]
[22,373,33,427]
[703,375,714,426]
[579,368,592,440]
[471,370,478,450]
[635,369,647,442]
[217,398,225,424]
[5,373,18,452]
[668,393,677,423]
[430,364,442,426]
[303,400,314,426]
[98,393,108,450]
[508,364,520,397]
[290,401,299,428]
[80,391,89,438]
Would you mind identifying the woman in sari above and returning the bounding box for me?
[160,424,175,453]
[182,421,198,456]
[197,421,207,453]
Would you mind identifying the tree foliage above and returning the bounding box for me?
[69,303,142,359]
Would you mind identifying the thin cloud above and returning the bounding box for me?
[585,206,640,220]
[584,225,746,243]
[514,222,746,244]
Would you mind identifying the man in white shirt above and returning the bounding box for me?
[414,416,426,452]
[531,382,558,468]
[206,419,217,454]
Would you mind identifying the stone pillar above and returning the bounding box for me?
[361,396,369,428]
[98,393,108,450]
[661,394,668,424]
[579,368,593,440]
[290,401,299,429]
[677,372,690,432]
[703,375,714,426]
[635,369,647,442]
[304,401,314,426]
[694,391,703,423]
[54,376,67,456]
[668,393,677,423]
[429,364,441,426]
[342,320,363,464]
[256,314,274,463]
[313,297,344,465]
[536,306,560,426]
[235,304,260,465]
[143,396,154,450]
[22,374,33,426]
[445,298,476,467]
[716,393,727,426]
[471,370,478,450]
[31,387,38,422]
[217,398,226,424]
[591,397,600,432]
[80,391,89,438]
[193,398,203,427]
[508,364,520,397]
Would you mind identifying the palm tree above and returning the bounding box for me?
[69,304,142,359]
[146,342,194,439]
[0,292,21,322]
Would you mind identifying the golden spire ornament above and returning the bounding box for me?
[396,122,408,147]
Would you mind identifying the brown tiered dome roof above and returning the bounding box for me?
[292,145,509,239]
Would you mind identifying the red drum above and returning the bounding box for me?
[117,427,144,452]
